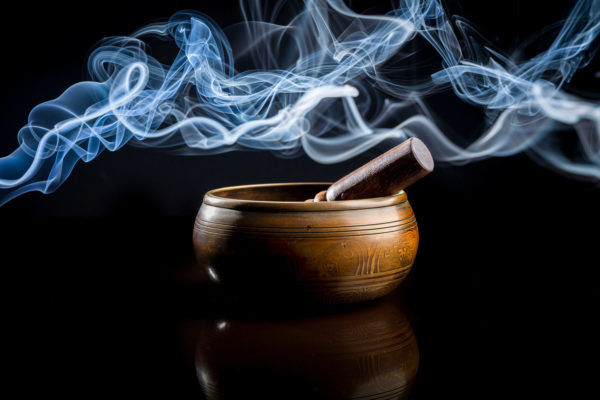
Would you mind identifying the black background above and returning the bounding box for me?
[1,1,599,398]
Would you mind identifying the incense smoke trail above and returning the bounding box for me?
[0,0,598,205]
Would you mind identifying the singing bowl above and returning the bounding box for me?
[193,183,419,304]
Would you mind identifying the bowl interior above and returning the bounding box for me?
[204,183,407,211]
[212,183,330,202]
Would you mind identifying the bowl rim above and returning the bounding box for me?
[203,182,408,211]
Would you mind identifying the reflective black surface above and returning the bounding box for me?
[182,290,418,399]
[2,215,599,398]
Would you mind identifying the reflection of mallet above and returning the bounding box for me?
[308,137,434,202]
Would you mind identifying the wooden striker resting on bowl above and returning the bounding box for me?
[193,138,433,304]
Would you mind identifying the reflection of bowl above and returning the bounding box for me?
[184,293,419,399]
[193,183,419,304]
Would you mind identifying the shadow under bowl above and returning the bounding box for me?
[193,183,419,304]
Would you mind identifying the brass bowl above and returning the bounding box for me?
[193,183,419,304]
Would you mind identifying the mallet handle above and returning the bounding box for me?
[320,137,433,201]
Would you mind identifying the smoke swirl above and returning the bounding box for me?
[0,0,598,205]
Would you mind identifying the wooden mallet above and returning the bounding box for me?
[307,137,433,202]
